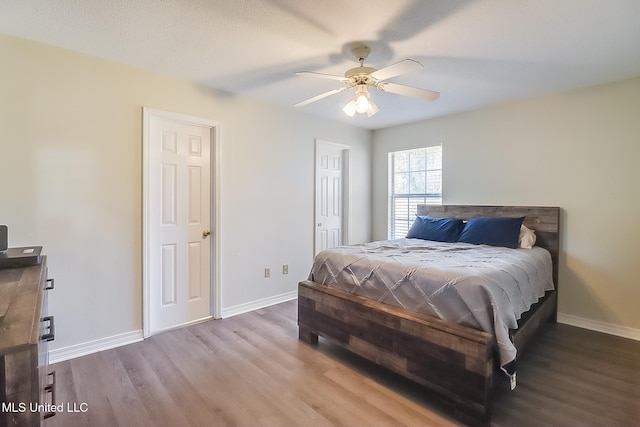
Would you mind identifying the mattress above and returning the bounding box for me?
[309,238,554,367]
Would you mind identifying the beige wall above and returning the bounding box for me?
[0,34,372,350]
[372,77,640,332]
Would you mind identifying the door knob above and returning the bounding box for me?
[317,223,322,227]
[203,230,211,237]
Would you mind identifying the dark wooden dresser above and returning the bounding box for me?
[0,257,55,426]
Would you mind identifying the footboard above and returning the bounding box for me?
[298,280,495,422]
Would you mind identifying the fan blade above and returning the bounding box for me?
[296,71,350,83]
[377,82,440,101]
[370,59,423,81]
[294,87,348,107]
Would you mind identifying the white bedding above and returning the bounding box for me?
[309,238,554,367]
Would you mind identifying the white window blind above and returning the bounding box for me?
[388,145,442,239]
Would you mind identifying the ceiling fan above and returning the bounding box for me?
[294,44,440,117]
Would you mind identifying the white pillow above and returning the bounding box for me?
[518,225,536,249]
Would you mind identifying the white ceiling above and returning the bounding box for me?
[2,0,640,130]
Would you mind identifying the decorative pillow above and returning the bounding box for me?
[458,217,524,248]
[519,224,537,249]
[406,216,465,243]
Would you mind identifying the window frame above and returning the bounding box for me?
[388,145,442,239]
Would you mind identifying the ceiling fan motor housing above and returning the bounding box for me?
[345,44,377,85]
[345,66,378,86]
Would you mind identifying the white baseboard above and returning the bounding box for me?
[558,313,640,341]
[221,290,297,318]
[48,330,144,364]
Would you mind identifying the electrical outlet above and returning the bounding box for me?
[264,268,270,278]
[282,264,288,275]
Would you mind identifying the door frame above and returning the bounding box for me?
[142,107,222,338]
[314,139,350,255]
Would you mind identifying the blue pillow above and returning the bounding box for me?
[406,216,465,243]
[458,217,524,248]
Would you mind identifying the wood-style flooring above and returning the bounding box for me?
[48,300,640,427]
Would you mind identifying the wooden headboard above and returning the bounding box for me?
[417,205,560,288]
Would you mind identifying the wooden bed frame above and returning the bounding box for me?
[298,205,560,424]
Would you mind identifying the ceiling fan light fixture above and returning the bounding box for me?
[366,98,379,117]
[355,89,370,114]
[343,85,378,117]
[342,99,357,117]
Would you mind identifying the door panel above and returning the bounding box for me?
[161,244,177,305]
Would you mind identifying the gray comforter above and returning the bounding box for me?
[309,238,554,367]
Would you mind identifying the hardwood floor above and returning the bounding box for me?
[48,300,639,427]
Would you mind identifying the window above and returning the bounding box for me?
[388,145,442,239]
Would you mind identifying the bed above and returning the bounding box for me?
[298,205,560,424]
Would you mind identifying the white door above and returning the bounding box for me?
[144,110,213,335]
[315,141,349,254]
